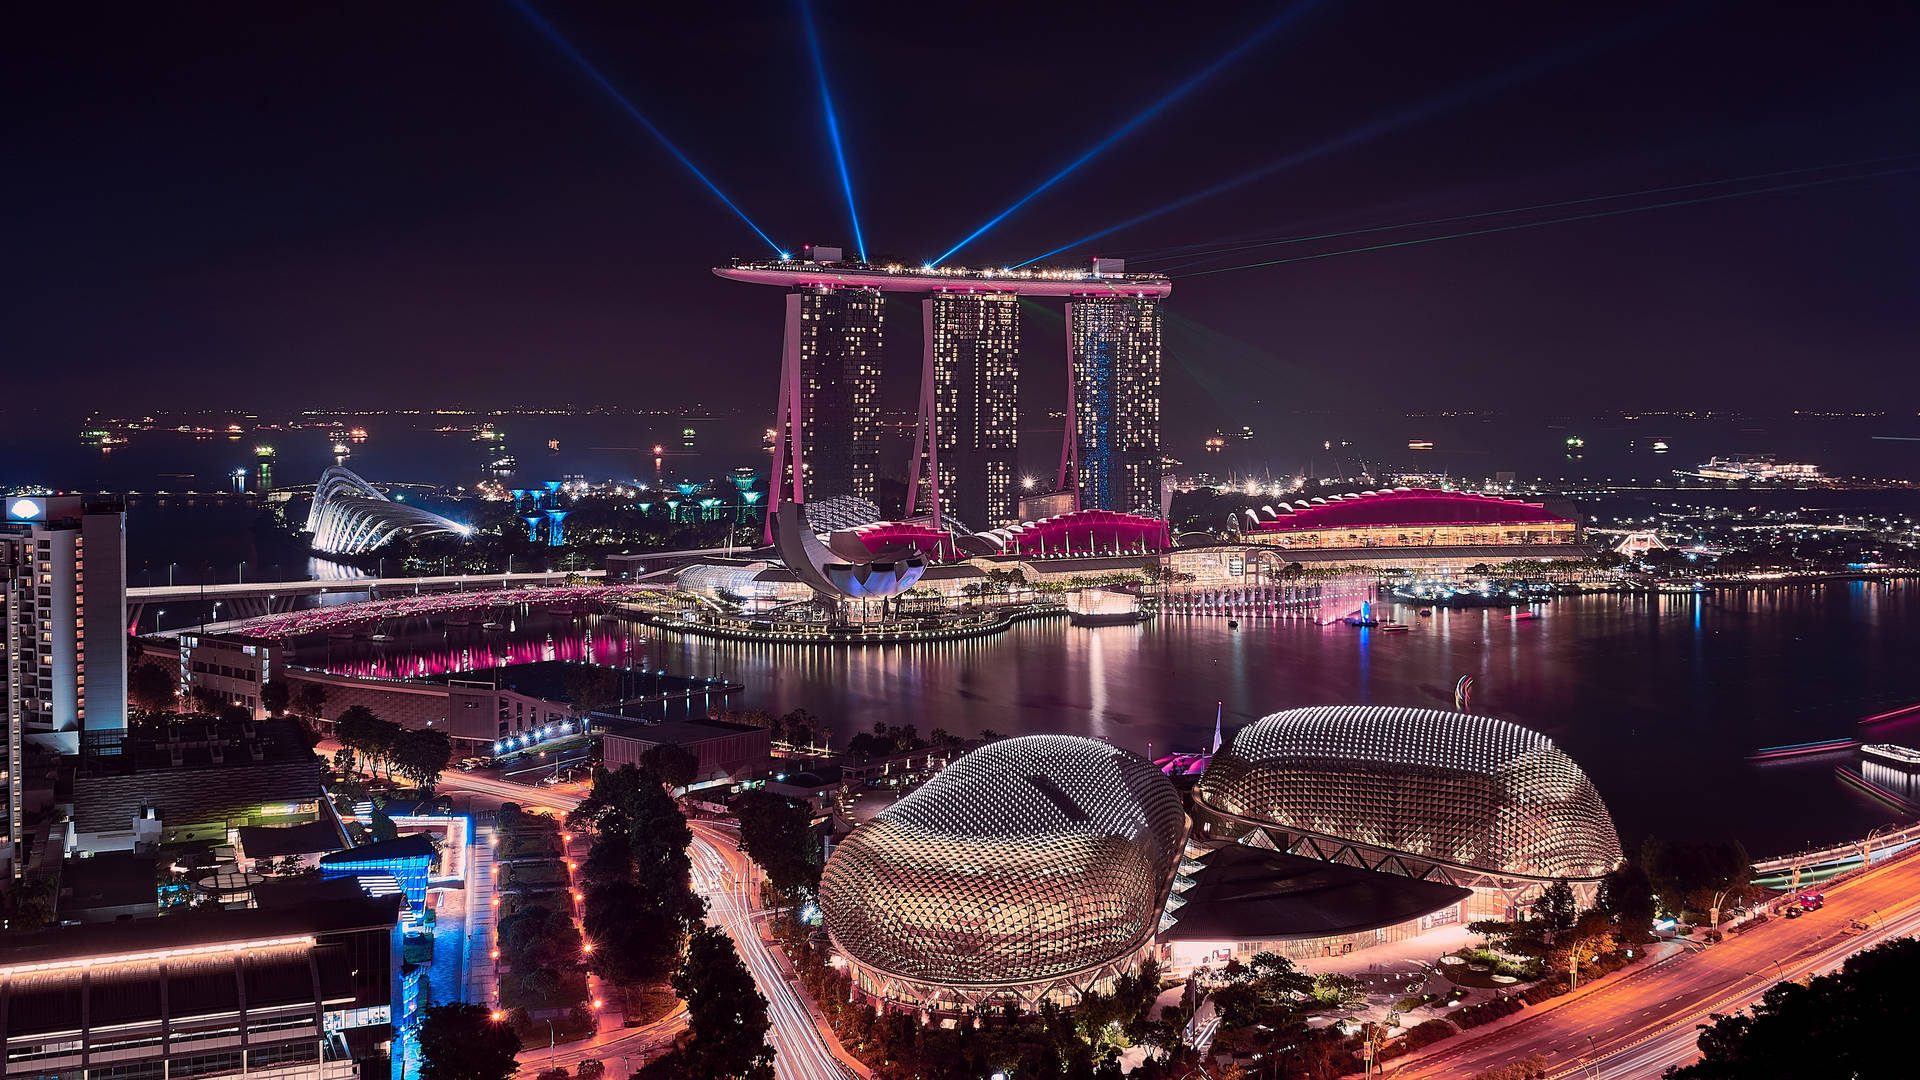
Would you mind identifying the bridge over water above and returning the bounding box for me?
[130,569,603,632]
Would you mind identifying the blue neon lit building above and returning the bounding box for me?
[321,834,435,912]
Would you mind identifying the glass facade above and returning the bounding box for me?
[820,735,1185,1014]
[925,291,1020,528]
[1068,297,1162,515]
[795,286,883,503]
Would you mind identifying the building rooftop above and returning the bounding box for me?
[58,851,160,919]
[1245,488,1571,532]
[0,888,401,970]
[597,714,768,745]
[1160,845,1472,942]
[320,834,435,865]
[81,716,319,776]
[715,259,1171,298]
[238,818,350,859]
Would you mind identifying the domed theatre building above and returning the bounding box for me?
[818,735,1185,1017]
[1191,705,1622,918]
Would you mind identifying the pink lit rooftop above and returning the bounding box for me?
[713,259,1172,298]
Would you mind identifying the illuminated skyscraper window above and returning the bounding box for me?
[1068,295,1162,514]
[790,285,883,503]
[914,291,1020,527]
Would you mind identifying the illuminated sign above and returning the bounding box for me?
[7,497,46,521]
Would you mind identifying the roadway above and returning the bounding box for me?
[439,772,862,1080]
[1386,850,1920,1078]
[690,821,869,1080]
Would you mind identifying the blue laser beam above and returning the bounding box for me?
[507,0,786,257]
[1014,13,1659,269]
[1183,163,1920,276]
[799,0,867,262]
[930,0,1323,266]
[1151,151,1920,272]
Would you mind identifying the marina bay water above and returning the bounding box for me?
[302,580,1920,859]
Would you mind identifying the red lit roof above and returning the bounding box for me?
[834,521,958,561]
[989,508,1172,552]
[1248,488,1569,532]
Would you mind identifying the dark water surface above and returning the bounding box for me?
[307,581,1920,858]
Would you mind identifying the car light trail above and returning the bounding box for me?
[799,0,867,263]
[1183,163,1920,276]
[930,0,1323,265]
[691,827,856,1080]
[1014,14,1661,269]
[506,0,787,257]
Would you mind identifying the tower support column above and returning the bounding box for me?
[766,292,807,542]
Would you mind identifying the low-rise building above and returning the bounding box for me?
[68,718,324,855]
[0,882,407,1080]
[319,835,434,913]
[599,715,771,793]
[174,631,287,718]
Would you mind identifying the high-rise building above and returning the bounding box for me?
[777,284,883,505]
[910,291,1020,528]
[2,496,128,875]
[1066,290,1163,513]
[2,496,128,755]
[717,254,1170,530]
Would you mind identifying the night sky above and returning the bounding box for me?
[6,0,1918,431]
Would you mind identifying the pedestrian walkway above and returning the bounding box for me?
[1294,925,1482,976]
[426,887,468,1006]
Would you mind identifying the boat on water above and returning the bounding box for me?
[1379,622,1410,632]
[1344,615,1378,627]
[1418,609,1433,617]
[1505,611,1538,622]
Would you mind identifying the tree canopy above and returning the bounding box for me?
[730,790,821,909]
[127,660,178,712]
[1668,937,1920,1079]
[640,742,700,790]
[636,924,773,1080]
[1642,837,1755,920]
[569,765,704,989]
[417,1003,522,1080]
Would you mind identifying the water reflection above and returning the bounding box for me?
[290,583,1920,855]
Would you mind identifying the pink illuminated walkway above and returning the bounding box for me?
[226,583,672,639]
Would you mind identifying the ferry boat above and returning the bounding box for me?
[1379,622,1410,632]
[1862,743,1920,770]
